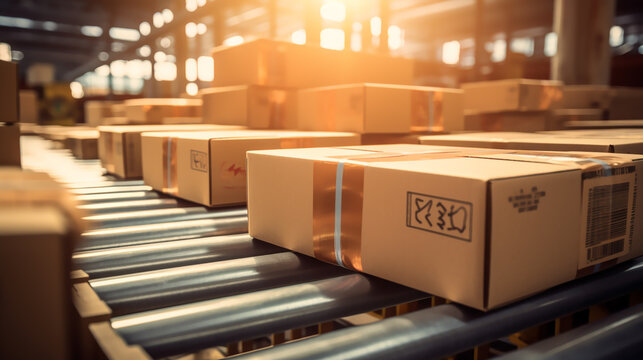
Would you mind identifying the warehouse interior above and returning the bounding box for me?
[1,0,643,359]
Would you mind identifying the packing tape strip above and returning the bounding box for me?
[334,161,345,267]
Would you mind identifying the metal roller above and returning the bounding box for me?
[74,234,283,278]
[69,185,154,195]
[78,199,180,215]
[111,274,427,358]
[78,217,249,251]
[63,180,146,189]
[91,252,347,316]
[497,303,643,360]
[83,206,247,229]
[76,191,161,204]
[234,256,643,360]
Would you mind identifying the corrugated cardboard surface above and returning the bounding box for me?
[0,123,21,166]
[211,39,414,88]
[462,79,563,114]
[99,124,237,178]
[201,85,298,129]
[419,131,643,154]
[298,83,463,133]
[0,60,18,124]
[247,144,642,310]
[173,130,360,206]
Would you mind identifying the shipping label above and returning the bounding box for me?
[579,170,635,269]
[406,191,472,241]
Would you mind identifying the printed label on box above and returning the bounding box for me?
[190,150,208,172]
[579,170,635,269]
[406,191,472,241]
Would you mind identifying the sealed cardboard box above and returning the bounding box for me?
[201,85,298,129]
[247,144,642,310]
[464,111,554,132]
[99,124,241,179]
[100,116,129,125]
[360,133,437,145]
[66,130,100,160]
[298,83,463,133]
[162,116,202,124]
[419,131,643,154]
[211,39,414,88]
[111,103,126,117]
[159,130,360,206]
[558,85,611,109]
[564,120,643,130]
[124,98,202,124]
[0,123,21,166]
[463,79,563,114]
[0,60,18,124]
[19,90,39,123]
[84,101,118,127]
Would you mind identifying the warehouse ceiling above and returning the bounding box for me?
[0,0,642,82]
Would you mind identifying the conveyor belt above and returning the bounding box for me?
[74,234,284,278]
[497,303,643,360]
[21,137,643,359]
[91,252,349,316]
[83,206,247,229]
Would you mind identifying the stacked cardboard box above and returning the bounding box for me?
[1,60,21,166]
[246,144,643,310]
[65,130,100,160]
[0,169,83,359]
[462,79,565,131]
[201,39,416,130]
[98,124,245,179]
[298,83,463,133]
[141,130,360,206]
[84,101,119,127]
[124,98,202,124]
[418,130,643,154]
[19,89,39,123]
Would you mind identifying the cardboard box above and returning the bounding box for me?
[211,39,414,88]
[162,116,202,124]
[85,101,118,127]
[66,130,100,160]
[419,131,643,154]
[155,130,360,206]
[100,117,129,125]
[608,87,643,120]
[360,133,437,145]
[564,120,643,130]
[298,84,463,133]
[462,79,563,114]
[464,111,554,132]
[19,90,39,123]
[99,124,241,179]
[0,60,18,124]
[124,98,202,124]
[247,144,642,310]
[111,103,126,117]
[0,170,83,359]
[0,123,21,166]
[201,85,298,129]
[558,85,611,109]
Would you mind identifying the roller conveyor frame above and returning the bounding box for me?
[21,137,643,360]
[83,206,247,229]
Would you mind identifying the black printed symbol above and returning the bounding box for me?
[414,198,433,227]
[508,186,546,213]
[436,202,447,230]
[447,205,467,233]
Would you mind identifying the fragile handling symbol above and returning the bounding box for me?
[407,192,472,241]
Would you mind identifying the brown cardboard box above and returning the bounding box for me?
[564,120,643,130]
[464,111,553,132]
[101,116,129,125]
[0,60,18,124]
[211,39,414,88]
[165,130,360,206]
[85,101,118,127]
[162,116,202,124]
[360,133,438,145]
[0,123,21,166]
[124,98,202,124]
[99,124,241,179]
[111,103,126,117]
[19,90,39,123]
[247,144,642,310]
[298,84,463,133]
[0,169,83,360]
[201,85,298,129]
[66,130,100,160]
[558,85,611,109]
[419,131,643,154]
[462,79,563,114]
[608,87,643,120]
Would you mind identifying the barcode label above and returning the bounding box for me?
[587,239,625,262]
[579,172,634,269]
